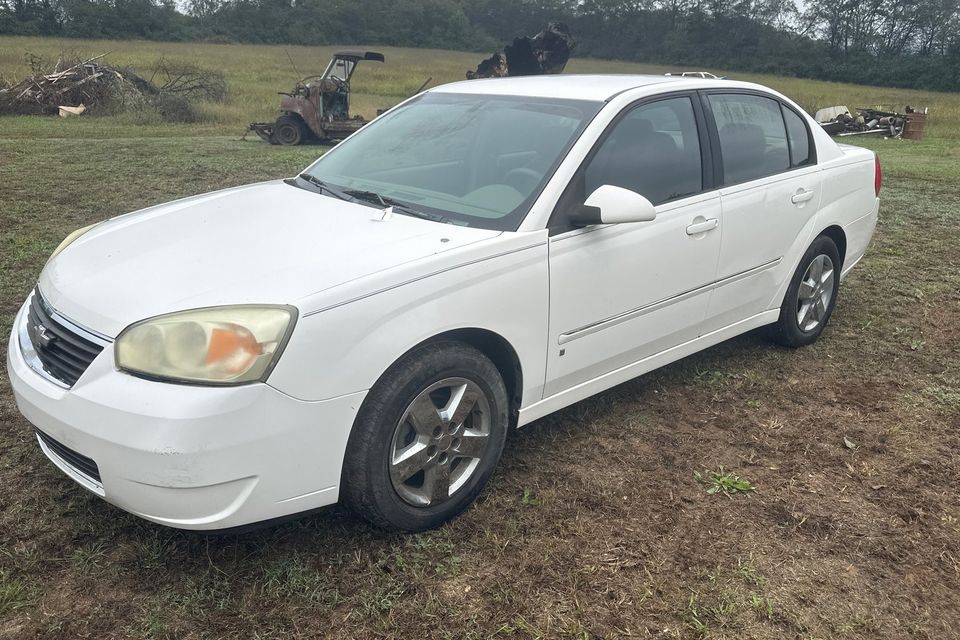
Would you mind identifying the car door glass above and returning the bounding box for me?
[781,105,813,167]
[708,94,790,184]
[584,96,703,205]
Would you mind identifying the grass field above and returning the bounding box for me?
[2,35,959,139]
[1,36,959,640]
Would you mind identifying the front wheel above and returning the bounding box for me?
[769,235,841,348]
[274,114,305,145]
[341,342,509,532]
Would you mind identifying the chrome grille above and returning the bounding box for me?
[24,290,105,387]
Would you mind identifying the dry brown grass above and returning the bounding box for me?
[2,35,958,139]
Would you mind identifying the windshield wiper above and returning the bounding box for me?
[342,189,451,224]
[343,188,388,207]
[295,174,350,201]
[294,178,451,224]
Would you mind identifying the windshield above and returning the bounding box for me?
[300,92,603,230]
[324,57,355,82]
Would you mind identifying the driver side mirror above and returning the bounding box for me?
[569,185,657,227]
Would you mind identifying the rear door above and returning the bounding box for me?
[700,91,822,332]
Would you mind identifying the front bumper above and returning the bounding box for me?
[7,300,366,530]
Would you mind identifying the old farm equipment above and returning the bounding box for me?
[466,22,576,79]
[248,50,384,145]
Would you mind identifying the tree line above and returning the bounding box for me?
[2,0,959,92]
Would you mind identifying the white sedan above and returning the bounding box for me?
[8,75,880,532]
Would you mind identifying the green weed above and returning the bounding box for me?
[695,469,755,496]
[0,572,35,618]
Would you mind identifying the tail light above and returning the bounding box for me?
[874,153,882,197]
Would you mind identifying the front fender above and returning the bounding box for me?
[279,96,319,134]
[267,235,549,407]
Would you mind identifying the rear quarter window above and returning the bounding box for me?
[781,105,813,167]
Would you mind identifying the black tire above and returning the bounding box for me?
[341,341,509,532]
[769,235,842,348]
[274,115,305,145]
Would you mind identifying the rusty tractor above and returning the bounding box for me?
[248,50,385,145]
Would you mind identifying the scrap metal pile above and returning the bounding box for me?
[467,22,576,79]
[815,105,925,138]
[0,53,227,122]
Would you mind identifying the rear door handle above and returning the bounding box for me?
[791,189,815,204]
[686,218,719,235]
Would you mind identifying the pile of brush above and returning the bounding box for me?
[0,53,227,122]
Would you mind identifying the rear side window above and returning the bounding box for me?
[584,96,703,205]
[781,105,813,167]
[708,93,790,185]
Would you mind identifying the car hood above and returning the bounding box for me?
[39,181,500,337]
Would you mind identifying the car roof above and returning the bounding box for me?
[429,74,687,101]
[429,74,786,106]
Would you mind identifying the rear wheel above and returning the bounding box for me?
[274,114,305,145]
[341,342,509,532]
[769,235,841,347]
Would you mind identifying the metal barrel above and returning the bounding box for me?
[903,112,927,140]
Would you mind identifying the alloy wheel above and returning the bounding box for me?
[389,377,491,507]
[796,254,835,332]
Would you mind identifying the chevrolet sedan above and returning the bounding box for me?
[8,75,880,532]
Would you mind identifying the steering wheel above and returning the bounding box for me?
[299,75,347,91]
[503,167,542,193]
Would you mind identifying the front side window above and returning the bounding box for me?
[301,93,602,231]
[583,96,704,205]
[708,93,790,185]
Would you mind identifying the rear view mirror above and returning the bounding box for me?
[570,185,657,227]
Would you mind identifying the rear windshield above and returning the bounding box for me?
[301,92,603,230]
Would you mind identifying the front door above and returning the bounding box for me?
[543,95,721,398]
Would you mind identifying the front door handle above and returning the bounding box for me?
[791,189,815,204]
[686,218,719,235]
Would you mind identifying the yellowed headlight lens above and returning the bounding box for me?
[115,306,297,385]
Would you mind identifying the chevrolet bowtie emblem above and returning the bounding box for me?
[31,323,54,349]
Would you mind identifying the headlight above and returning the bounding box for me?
[115,306,297,385]
[49,224,97,261]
